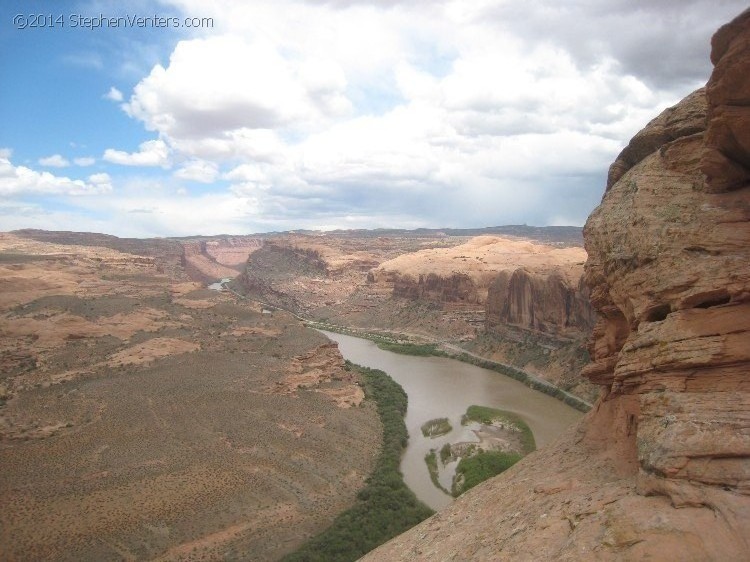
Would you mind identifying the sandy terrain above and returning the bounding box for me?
[0,231,380,561]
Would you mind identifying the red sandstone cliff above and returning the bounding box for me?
[362,10,750,561]
[181,237,261,283]
[370,236,588,316]
[486,269,595,335]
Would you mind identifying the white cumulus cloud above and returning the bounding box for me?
[174,159,219,183]
[39,154,70,168]
[103,139,171,167]
[105,87,124,102]
[0,153,112,196]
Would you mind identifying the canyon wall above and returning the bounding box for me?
[388,272,482,307]
[363,9,750,560]
[370,236,588,319]
[582,8,750,502]
[486,269,595,335]
[181,237,261,283]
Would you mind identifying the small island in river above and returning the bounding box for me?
[425,405,536,497]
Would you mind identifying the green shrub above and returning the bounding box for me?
[376,342,446,356]
[461,405,536,454]
[439,443,452,464]
[452,451,522,497]
[423,450,450,495]
[283,364,433,562]
[420,417,452,437]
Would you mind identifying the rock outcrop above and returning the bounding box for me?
[362,10,750,561]
[370,236,588,315]
[583,7,750,504]
[181,237,261,283]
[486,269,595,335]
[390,271,482,307]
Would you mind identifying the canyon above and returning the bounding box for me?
[0,224,598,559]
[2,9,748,561]
[363,9,750,560]
[237,228,598,402]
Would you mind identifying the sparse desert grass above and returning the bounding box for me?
[0,234,384,562]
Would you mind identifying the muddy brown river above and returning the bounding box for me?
[320,331,584,511]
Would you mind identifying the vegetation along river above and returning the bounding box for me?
[320,330,584,510]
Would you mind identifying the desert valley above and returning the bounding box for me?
[1,4,749,562]
[0,222,592,559]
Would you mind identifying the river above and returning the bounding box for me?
[320,330,583,511]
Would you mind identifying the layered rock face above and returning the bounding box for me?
[181,237,261,283]
[370,236,588,316]
[582,9,750,499]
[390,272,481,306]
[486,269,595,335]
[363,10,750,561]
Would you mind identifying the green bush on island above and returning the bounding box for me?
[461,405,536,454]
[424,450,451,495]
[439,443,452,464]
[452,451,523,496]
[420,417,452,437]
[375,341,448,357]
[283,362,433,562]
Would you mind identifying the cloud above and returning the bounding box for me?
[61,51,104,69]
[174,159,219,183]
[475,0,749,90]
[0,153,112,196]
[12,0,745,237]
[105,87,124,102]
[123,35,352,140]
[133,1,740,233]
[74,157,96,166]
[103,139,171,167]
[39,154,71,168]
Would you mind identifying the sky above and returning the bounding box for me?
[0,0,746,238]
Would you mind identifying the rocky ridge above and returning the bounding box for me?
[362,9,750,561]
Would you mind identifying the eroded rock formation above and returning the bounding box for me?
[486,269,595,335]
[362,9,750,561]
[181,237,261,282]
[583,8,750,500]
[370,236,588,315]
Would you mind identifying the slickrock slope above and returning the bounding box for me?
[363,10,750,561]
